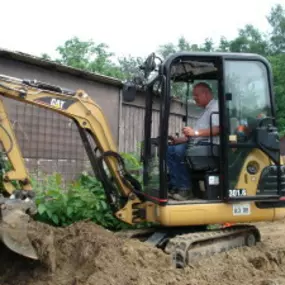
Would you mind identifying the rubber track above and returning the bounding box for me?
[164,224,260,268]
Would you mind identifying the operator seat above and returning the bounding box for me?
[185,142,219,171]
[184,139,220,199]
[184,117,240,199]
[185,117,239,171]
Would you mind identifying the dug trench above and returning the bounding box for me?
[1,220,285,285]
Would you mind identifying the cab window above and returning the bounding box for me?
[225,60,272,140]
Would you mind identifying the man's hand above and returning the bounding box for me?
[182,126,195,137]
[168,136,188,145]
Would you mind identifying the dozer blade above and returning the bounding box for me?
[0,196,38,259]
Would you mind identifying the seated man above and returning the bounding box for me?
[167,82,220,201]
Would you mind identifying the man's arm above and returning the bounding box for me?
[183,126,220,137]
[194,126,220,137]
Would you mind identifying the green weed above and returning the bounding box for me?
[31,152,153,231]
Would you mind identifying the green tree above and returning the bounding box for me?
[51,36,145,81]
[55,37,122,78]
[117,55,144,80]
[157,36,211,59]
[218,36,231,52]
[201,38,215,52]
[266,4,285,133]
[268,54,285,135]
[56,37,96,69]
[267,4,285,54]
[229,24,269,55]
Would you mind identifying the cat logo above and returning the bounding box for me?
[50,98,65,109]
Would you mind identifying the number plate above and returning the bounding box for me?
[208,176,219,185]
[232,203,251,216]
[229,189,247,197]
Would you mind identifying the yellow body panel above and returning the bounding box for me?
[232,148,272,195]
[153,202,285,226]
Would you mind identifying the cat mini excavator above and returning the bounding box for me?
[0,51,285,268]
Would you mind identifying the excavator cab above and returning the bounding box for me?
[123,51,285,208]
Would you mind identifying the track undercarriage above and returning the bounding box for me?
[116,224,261,268]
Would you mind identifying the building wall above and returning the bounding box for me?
[0,57,121,146]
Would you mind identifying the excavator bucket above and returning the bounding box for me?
[0,196,38,259]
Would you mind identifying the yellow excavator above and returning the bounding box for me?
[0,51,284,268]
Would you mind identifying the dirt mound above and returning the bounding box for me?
[0,220,177,285]
[1,220,285,285]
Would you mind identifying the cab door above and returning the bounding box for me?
[224,58,285,205]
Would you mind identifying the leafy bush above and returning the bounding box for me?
[32,173,125,230]
[32,152,152,231]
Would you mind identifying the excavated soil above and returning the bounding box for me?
[1,219,285,285]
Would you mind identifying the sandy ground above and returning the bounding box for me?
[0,219,285,285]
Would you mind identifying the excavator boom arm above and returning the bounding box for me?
[0,75,147,225]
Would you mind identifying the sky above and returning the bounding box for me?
[0,0,284,60]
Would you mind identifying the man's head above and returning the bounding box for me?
[192,82,213,107]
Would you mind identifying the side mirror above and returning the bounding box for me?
[139,53,156,78]
[122,81,136,102]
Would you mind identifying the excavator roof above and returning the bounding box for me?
[163,51,268,62]
[161,51,271,81]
